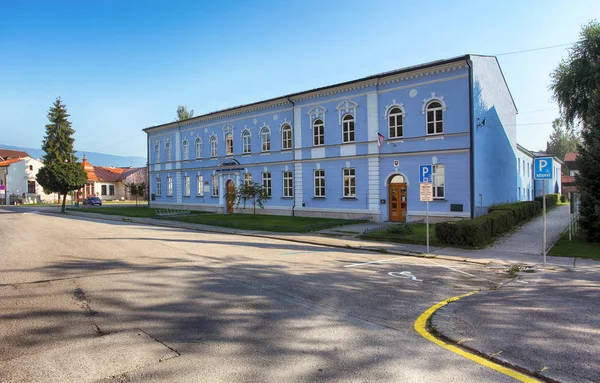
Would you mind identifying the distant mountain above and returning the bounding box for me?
[0,144,146,168]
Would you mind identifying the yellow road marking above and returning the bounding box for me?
[414,291,541,382]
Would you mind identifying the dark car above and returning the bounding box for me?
[83,196,102,206]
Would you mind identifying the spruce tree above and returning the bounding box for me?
[551,21,600,242]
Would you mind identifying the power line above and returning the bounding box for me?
[494,42,576,56]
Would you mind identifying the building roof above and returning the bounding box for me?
[562,175,576,184]
[0,149,30,160]
[564,152,579,162]
[80,154,144,183]
[0,158,22,167]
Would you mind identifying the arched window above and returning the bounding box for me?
[195,138,202,159]
[281,124,292,150]
[313,119,324,146]
[388,107,404,138]
[242,130,251,154]
[225,133,233,155]
[210,135,218,158]
[165,139,172,162]
[426,101,444,135]
[261,127,271,152]
[182,139,189,160]
[342,114,354,143]
[154,140,160,162]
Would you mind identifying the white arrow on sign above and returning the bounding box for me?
[388,271,423,282]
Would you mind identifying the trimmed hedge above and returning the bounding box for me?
[534,193,559,209]
[560,195,567,203]
[489,201,541,224]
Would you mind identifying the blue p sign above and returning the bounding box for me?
[534,157,553,180]
[420,165,432,183]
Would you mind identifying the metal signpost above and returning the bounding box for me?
[419,165,433,254]
[534,157,553,266]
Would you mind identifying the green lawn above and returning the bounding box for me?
[549,233,600,260]
[70,206,208,218]
[361,223,438,246]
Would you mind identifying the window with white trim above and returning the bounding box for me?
[262,172,271,196]
[212,175,219,196]
[197,175,203,196]
[156,177,162,196]
[210,135,218,157]
[242,130,251,154]
[283,171,293,197]
[342,114,355,143]
[225,133,233,155]
[244,173,252,187]
[388,107,404,138]
[282,124,292,150]
[432,164,445,199]
[154,141,160,162]
[195,138,202,159]
[426,101,444,135]
[182,140,189,161]
[314,169,325,197]
[313,119,324,146]
[261,127,271,152]
[184,176,190,196]
[167,176,173,196]
[343,168,356,197]
[165,139,172,161]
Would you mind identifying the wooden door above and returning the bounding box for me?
[226,179,235,214]
[389,182,407,222]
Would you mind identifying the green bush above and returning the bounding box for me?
[386,224,413,236]
[535,194,559,209]
[489,201,541,224]
[486,210,515,236]
[560,195,567,203]
[435,216,492,247]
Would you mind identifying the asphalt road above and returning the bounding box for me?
[0,208,520,382]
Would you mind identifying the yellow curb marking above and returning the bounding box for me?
[414,291,541,382]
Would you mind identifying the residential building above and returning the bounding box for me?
[144,54,552,222]
[0,149,30,161]
[562,152,579,195]
[0,156,54,204]
[80,155,147,201]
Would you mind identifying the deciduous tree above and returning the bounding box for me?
[226,182,271,215]
[177,106,194,121]
[545,118,580,174]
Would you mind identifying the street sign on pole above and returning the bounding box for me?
[419,165,433,183]
[420,182,433,254]
[534,157,553,180]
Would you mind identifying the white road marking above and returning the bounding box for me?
[425,259,479,278]
[389,271,423,282]
[344,257,400,268]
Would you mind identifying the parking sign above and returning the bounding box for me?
[420,165,432,183]
[534,157,553,180]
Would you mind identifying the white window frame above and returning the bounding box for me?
[195,138,202,159]
[426,101,444,135]
[281,124,292,150]
[165,139,172,162]
[167,176,173,196]
[261,127,271,152]
[313,119,324,146]
[432,164,445,199]
[210,135,218,158]
[342,114,355,143]
[184,176,190,196]
[343,168,356,198]
[225,133,233,156]
[388,107,404,139]
[182,140,189,161]
[283,171,293,197]
[212,175,219,196]
[156,176,162,196]
[242,130,251,154]
[244,173,252,187]
[197,175,203,196]
[262,172,272,196]
[154,140,160,163]
[314,169,325,197]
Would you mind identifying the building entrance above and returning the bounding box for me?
[388,174,407,222]
[226,179,235,214]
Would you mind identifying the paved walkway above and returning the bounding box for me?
[488,204,571,254]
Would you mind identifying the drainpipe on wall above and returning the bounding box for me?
[287,96,296,217]
[466,56,475,219]
[146,131,150,208]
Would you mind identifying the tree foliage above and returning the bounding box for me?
[177,106,194,121]
[550,20,600,242]
[226,181,271,215]
[125,182,146,207]
[36,98,87,212]
[545,118,580,174]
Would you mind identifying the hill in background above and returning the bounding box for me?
[0,144,146,168]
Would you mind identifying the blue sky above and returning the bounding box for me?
[0,1,597,158]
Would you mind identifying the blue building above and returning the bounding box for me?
[144,54,547,222]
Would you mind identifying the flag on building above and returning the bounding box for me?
[377,132,385,149]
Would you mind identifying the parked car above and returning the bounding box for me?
[83,196,102,206]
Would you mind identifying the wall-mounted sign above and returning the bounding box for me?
[393,160,399,167]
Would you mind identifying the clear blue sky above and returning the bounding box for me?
[0,1,597,158]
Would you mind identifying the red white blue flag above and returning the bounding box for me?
[377,132,385,149]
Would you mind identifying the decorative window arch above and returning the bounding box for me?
[281,123,292,150]
[307,105,327,125]
[195,137,202,159]
[154,140,160,162]
[210,135,218,158]
[313,118,324,146]
[388,106,404,139]
[182,139,189,160]
[421,93,446,135]
[225,133,233,155]
[165,138,172,162]
[342,114,355,143]
[242,129,252,154]
[260,125,271,152]
[336,99,358,125]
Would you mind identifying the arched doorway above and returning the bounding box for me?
[388,174,407,222]
[226,179,235,214]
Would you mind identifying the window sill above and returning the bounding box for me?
[183,195,190,198]
[210,157,218,160]
[281,150,292,154]
[432,198,446,201]
[425,135,444,140]
[387,138,404,144]
[242,154,251,157]
[312,196,326,199]
[167,195,173,198]
[340,197,357,200]
[211,195,219,198]
[281,196,294,199]
[260,152,271,156]
[341,141,355,145]
[196,195,204,198]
